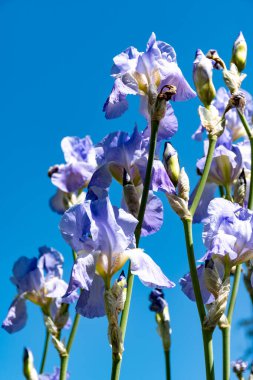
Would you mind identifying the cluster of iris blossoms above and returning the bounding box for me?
[3,31,253,380]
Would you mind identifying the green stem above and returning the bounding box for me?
[190,135,217,217]
[225,185,233,201]
[66,313,81,353]
[222,327,230,380]
[222,265,241,380]
[60,356,69,380]
[39,329,50,374]
[183,219,215,380]
[237,110,253,210]
[110,121,159,380]
[59,250,80,380]
[164,350,171,380]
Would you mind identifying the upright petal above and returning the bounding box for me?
[11,257,43,293]
[38,246,64,280]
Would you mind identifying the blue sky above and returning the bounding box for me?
[0,0,253,379]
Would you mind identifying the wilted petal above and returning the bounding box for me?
[128,249,175,288]
[76,275,105,318]
[2,297,27,334]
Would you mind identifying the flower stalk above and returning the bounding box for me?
[111,120,159,380]
[39,329,50,374]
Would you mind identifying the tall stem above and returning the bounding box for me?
[183,219,215,380]
[59,251,80,380]
[110,121,159,380]
[39,329,50,374]
[221,265,241,380]
[190,135,217,217]
[164,350,171,380]
[237,110,253,209]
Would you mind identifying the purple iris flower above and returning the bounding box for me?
[2,247,71,334]
[49,135,97,194]
[202,198,253,265]
[103,33,195,133]
[60,193,174,318]
[89,126,174,236]
[180,265,215,304]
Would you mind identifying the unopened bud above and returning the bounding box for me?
[178,168,190,202]
[152,85,177,122]
[231,32,247,72]
[206,49,226,70]
[163,142,180,186]
[226,91,246,113]
[193,49,216,107]
[123,169,140,218]
[232,359,248,376]
[23,348,38,380]
[234,169,246,206]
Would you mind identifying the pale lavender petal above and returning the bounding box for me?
[59,202,96,252]
[49,190,66,215]
[38,246,64,279]
[180,265,214,304]
[62,253,96,302]
[2,297,27,334]
[103,78,137,119]
[189,182,217,224]
[141,192,163,236]
[11,257,43,293]
[129,249,175,288]
[76,275,105,318]
[45,278,68,298]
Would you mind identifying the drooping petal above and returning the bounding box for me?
[180,265,215,304]
[128,249,175,288]
[103,78,137,119]
[189,182,217,224]
[141,192,163,236]
[51,162,93,193]
[62,253,97,303]
[49,190,67,214]
[76,275,105,318]
[2,297,27,334]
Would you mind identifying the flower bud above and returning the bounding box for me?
[163,142,180,186]
[232,359,248,376]
[193,49,216,107]
[123,169,140,218]
[231,32,247,72]
[23,348,38,380]
[234,169,246,206]
[178,167,190,202]
[152,85,177,123]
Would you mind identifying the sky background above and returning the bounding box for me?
[0,0,253,379]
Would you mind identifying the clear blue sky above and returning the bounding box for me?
[0,1,253,379]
